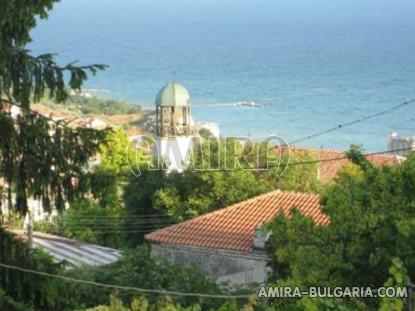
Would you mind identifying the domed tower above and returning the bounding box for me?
[155,81,191,137]
[154,81,193,173]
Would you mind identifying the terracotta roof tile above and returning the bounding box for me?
[145,190,329,252]
[281,146,404,182]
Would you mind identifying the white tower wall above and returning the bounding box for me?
[156,136,193,173]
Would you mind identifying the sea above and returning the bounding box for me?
[29,0,415,151]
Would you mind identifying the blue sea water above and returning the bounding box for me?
[29,0,415,151]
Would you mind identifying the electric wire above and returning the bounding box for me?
[0,262,253,299]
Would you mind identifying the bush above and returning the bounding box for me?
[67,95,142,116]
[63,199,124,248]
[65,245,231,310]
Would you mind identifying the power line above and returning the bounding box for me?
[284,146,411,167]
[0,262,252,299]
[287,99,415,145]
[62,218,190,225]
[62,214,176,219]
[59,229,160,234]
[63,219,178,225]
[63,217,179,221]
[85,100,415,178]
[62,226,173,230]
[179,147,412,172]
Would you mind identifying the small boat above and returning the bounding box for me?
[234,101,262,108]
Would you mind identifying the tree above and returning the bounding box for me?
[0,1,108,214]
[152,139,320,220]
[265,149,415,310]
[123,168,171,246]
[98,128,133,174]
[65,245,226,310]
[0,228,64,310]
[153,169,272,220]
[88,128,134,209]
[124,138,321,246]
[273,150,321,193]
[62,199,124,248]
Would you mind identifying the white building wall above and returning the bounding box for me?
[150,243,269,286]
[196,122,220,138]
[155,136,193,173]
[388,132,415,156]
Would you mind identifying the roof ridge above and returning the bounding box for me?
[145,189,327,252]
[280,145,346,154]
[284,145,402,159]
[146,190,282,238]
[145,189,319,239]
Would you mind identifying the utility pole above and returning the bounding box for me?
[28,215,33,249]
[24,210,33,249]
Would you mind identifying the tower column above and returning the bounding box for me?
[154,81,193,172]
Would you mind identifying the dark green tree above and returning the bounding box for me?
[265,149,415,310]
[0,228,64,310]
[0,0,108,215]
[123,168,170,246]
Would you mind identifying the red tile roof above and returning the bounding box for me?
[145,190,329,253]
[281,146,404,182]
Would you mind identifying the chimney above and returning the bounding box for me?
[253,226,270,250]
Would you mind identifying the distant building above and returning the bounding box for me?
[195,121,220,138]
[77,117,108,130]
[280,146,405,182]
[154,81,194,173]
[388,132,415,156]
[146,190,329,285]
[0,104,106,222]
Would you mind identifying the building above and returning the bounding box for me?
[154,81,194,173]
[194,121,220,138]
[388,132,415,156]
[145,190,329,285]
[9,229,121,268]
[76,117,108,130]
[280,146,405,183]
[0,104,106,223]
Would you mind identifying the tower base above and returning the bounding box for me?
[155,136,193,173]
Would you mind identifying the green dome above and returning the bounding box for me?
[155,82,190,107]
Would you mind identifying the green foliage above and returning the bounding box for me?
[123,139,320,246]
[0,288,31,311]
[40,94,142,117]
[83,295,203,311]
[67,95,141,116]
[83,128,134,209]
[379,258,409,311]
[35,198,125,248]
[0,0,108,214]
[83,295,264,311]
[88,169,121,209]
[153,169,272,220]
[62,199,124,248]
[0,228,63,310]
[0,110,109,214]
[65,245,228,310]
[264,149,415,310]
[34,219,62,235]
[153,138,274,219]
[123,169,171,246]
[198,128,214,140]
[274,150,321,193]
[152,139,320,220]
[99,128,133,174]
